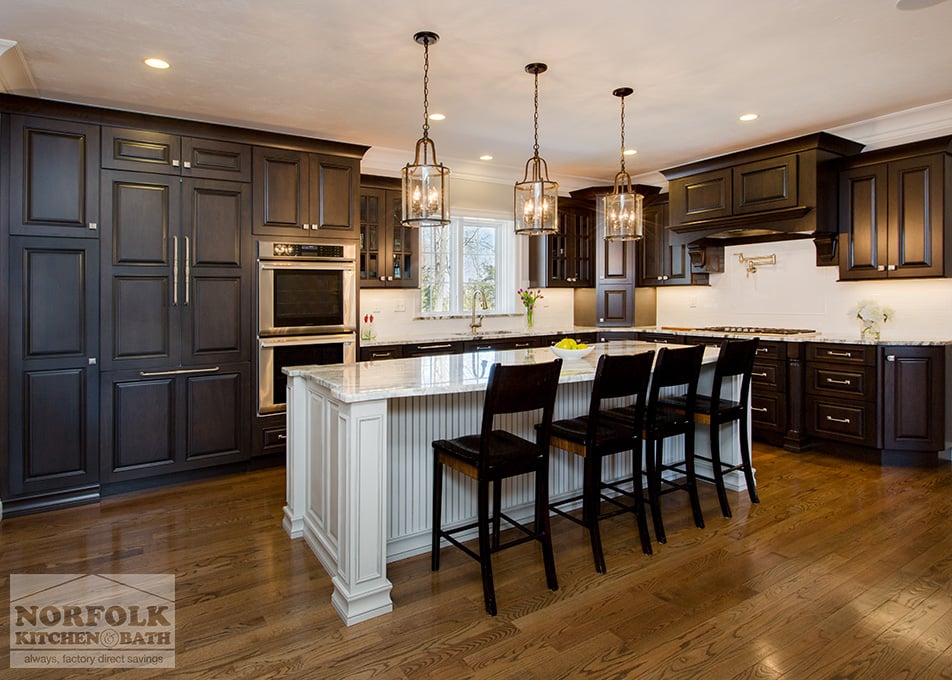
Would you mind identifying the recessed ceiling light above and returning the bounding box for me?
[739,113,759,122]
[144,58,170,70]
[623,148,637,156]
[428,113,445,121]
[479,154,493,161]
[896,0,948,10]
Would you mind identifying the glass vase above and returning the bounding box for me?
[861,320,880,342]
[525,307,534,329]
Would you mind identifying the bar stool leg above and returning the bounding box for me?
[685,427,705,529]
[432,453,443,571]
[536,466,558,591]
[646,437,666,544]
[739,410,759,504]
[492,480,502,550]
[709,419,733,518]
[587,454,606,574]
[477,478,497,616]
[632,443,653,556]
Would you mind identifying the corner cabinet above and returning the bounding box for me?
[839,136,952,280]
[637,194,691,286]
[529,197,594,288]
[359,176,418,288]
[253,146,359,240]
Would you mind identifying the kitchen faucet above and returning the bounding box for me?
[470,289,488,333]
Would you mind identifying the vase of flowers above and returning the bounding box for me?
[856,301,890,342]
[517,288,543,329]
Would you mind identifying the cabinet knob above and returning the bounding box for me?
[303,224,310,230]
[88,222,97,230]
[599,318,605,322]
[886,354,896,362]
[663,275,669,280]
[88,357,97,365]
[387,276,393,281]
[887,264,896,271]
[379,276,386,281]
[172,159,180,167]
[183,161,191,168]
[877,265,886,271]
[657,276,663,281]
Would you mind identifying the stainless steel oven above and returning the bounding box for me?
[257,333,356,414]
[258,240,357,337]
[257,240,358,415]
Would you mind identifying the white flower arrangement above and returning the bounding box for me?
[856,301,891,325]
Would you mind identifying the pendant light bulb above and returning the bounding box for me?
[402,31,450,227]
[514,63,559,236]
[599,87,644,241]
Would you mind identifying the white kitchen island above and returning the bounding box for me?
[283,341,750,625]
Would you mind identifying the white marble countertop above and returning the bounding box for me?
[359,326,602,347]
[638,327,952,346]
[287,340,719,404]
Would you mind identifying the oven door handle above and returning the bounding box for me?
[258,334,356,349]
[258,261,355,272]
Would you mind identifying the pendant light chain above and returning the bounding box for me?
[619,94,626,174]
[421,36,431,141]
[532,69,540,158]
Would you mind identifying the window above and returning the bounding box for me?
[419,213,516,314]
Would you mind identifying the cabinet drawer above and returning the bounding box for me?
[807,399,877,445]
[751,393,785,431]
[807,365,875,399]
[751,361,784,390]
[360,345,404,361]
[753,340,786,360]
[807,343,875,365]
[261,427,287,450]
[404,342,463,357]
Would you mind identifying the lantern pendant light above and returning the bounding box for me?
[514,63,559,236]
[600,87,644,241]
[402,31,450,227]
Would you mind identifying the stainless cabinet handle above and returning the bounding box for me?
[277,434,287,440]
[877,265,886,271]
[184,236,190,306]
[371,352,394,358]
[303,224,310,230]
[756,347,769,353]
[887,264,896,271]
[380,276,386,281]
[416,343,452,350]
[183,161,191,169]
[172,159,180,167]
[172,235,179,306]
[752,372,768,378]
[139,366,221,377]
[886,354,896,362]
[88,222,98,230]
[387,276,393,281]
[828,351,852,358]
[826,378,851,385]
[515,342,531,348]
[475,345,492,350]
[826,415,851,424]
[752,406,768,413]
[88,357,97,365]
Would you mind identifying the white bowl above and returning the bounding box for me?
[550,345,594,360]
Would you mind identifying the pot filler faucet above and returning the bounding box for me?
[470,289,488,333]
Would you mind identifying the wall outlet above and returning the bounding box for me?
[688,296,697,308]
[394,300,406,312]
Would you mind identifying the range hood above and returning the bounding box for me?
[662,132,865,260]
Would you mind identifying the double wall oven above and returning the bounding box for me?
[257,241,357,415]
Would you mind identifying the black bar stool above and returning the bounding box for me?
[547,351,656,573]
[606,344,705,544]
[660,338,760,517]
[431,359,563,616]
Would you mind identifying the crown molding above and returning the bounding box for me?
[0,40,38,94]
[829,98,952,150]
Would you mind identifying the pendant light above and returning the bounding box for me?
[514,63,558,236]
[600,87,644,241]
[402,31,450,227]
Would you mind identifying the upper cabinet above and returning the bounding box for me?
[102,127,251,181]
[528,197,594,288]
[359,176,418,288]
[637,194,691,287]
[662,133,864,266]
[252,146,359,240]
[838,136,952,280]
[9,115,101,238]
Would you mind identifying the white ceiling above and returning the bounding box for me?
[2,0,952,191]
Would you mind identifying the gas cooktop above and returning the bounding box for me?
[699,326,818,336]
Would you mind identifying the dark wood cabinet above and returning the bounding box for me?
[595,207,635,326]
[359,344,405,361]
[100,171,252,371]
[806,343,879,448]
[100,362,250,483]
[359,180,418,288]
[403,341,464,357]
[839,139,952,280]
[253,146,359,239]
[9,115,101,238]
[638,195,690,287]
[750,340,789,441]
[101,126,251,181]
[881,346,945,457]
[529,198,594,288]
[5,237,100,507]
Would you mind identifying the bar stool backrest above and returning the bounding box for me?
[646,344,705,424]
[587,351,655,436]
[710,338,760,414]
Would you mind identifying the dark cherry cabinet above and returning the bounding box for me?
[9,115,101,238]
[99,171,252,371]
[359,181,417,288]
[839,138,952,280]
[638,194,689,286]
[253,146,359,239]
[595,210,635,326]
[881,346,945,454]
[100,362,250,483]
[5,237,100,506]
[101,126,251,181]
[529,198,594,288]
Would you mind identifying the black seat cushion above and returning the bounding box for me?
[659,393,743,416]
[550,416,638,452]
[434,430,542,478]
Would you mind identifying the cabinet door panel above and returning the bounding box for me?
[101,375,176,480]
[596,285,633,326]
[182,138,251,182]
[311,154,357,236]
[185,368,248,462]
[10,116,100,237]
[359,188,385,287]
[111,277,172,360]
[187,277,243,358]
[102,127,178,174]
[889,155,943,277]
[106,173,175,264]
[732,154,798,214]
[839,165,888,279]
[253,147,307,234]
[882,347,944,450]
[185,180,246,267]
[670,169,731,225]
[600,237,633,283]
[19,245,91,358]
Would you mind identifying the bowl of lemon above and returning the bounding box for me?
[550,337,594,360]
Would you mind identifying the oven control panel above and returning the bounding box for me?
[259,241,355,260]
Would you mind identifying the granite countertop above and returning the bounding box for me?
[359,326,602,348]
[288,340,718,404]
[641,327,952,346]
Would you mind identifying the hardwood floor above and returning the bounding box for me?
[2,444,952,679]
